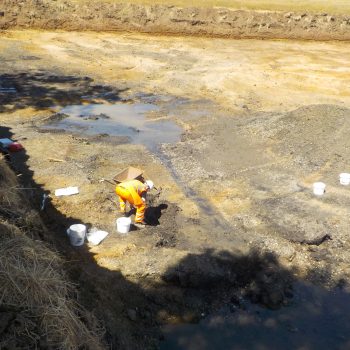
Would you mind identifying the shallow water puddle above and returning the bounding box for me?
[161,282,350,350]
[46,103,182,151]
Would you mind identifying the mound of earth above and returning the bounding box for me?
[1,0,350,41]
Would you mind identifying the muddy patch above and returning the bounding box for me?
[146,202,179,248]
[161,282,350,350]
[42,103,182,152]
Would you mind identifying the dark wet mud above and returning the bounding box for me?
[162,282,350,350]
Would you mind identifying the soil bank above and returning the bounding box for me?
[2,0,350,41]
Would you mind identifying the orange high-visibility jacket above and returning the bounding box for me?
[116,179,148,206]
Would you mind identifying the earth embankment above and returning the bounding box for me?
[0,153,105,349]
[1,0,350,40]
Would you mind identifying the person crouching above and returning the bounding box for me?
[115,179,154,228]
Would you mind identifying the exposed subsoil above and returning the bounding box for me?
[2,29,350,348]
[2,0,350,41]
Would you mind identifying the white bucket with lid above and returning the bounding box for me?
[339,173,350,185]
[116,217,131,234]
[67,224,86,246]
[313,182,326,196]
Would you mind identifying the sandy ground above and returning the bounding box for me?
[2,30,350,347]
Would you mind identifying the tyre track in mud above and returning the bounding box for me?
[155,148,235,235]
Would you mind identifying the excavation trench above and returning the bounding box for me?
[39,98,350,350]
[2,29,350,349]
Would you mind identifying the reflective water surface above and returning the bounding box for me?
[45,103,182,151]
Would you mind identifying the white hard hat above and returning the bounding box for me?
[145,180,154,190]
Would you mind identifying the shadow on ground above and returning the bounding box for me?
[0,72,127,113]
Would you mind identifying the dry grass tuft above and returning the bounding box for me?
[0,158,49,239]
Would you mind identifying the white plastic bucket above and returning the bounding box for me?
[339,173,350,185]
[67,224,86,246]
[313,182,326,196]
[116,217,131,234]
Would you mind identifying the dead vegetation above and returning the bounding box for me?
[0,157,105,349]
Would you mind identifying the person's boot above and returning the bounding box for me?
[134,221,147,229]
[127,206,136,216]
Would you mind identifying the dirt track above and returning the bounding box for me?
[2,28,350,348]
